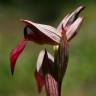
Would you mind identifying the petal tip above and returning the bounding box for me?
[77,5,85,12]
[9,39,26,75]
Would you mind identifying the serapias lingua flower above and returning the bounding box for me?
[10,6,84,88]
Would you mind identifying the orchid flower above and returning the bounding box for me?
[10,5,84,96]
[10,6,84,75]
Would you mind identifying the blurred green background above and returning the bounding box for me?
[0,0,96,96]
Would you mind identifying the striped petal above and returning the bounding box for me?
[57,6,85,41]
[35,50,54,93]
[66,17,84,41]
[21,19,61,45]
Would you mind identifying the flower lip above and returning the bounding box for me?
[10,39,27,75]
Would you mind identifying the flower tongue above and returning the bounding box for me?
[10,38,27,75]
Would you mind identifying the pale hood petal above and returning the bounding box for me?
[20,19,61,45]
[57,6,84,41]
[66,17,84,41]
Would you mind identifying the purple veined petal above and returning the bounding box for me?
[63,6,84,27]
[56,25,68,82]
[37,50,60,96]
[45,74,59,96]
[57,6,84,40]
[57,6,84,30]
[35,50,54,93]
[20,19,61,45]
[60,25,69,75]
[66,17,84,41]
[10,38,27,75]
